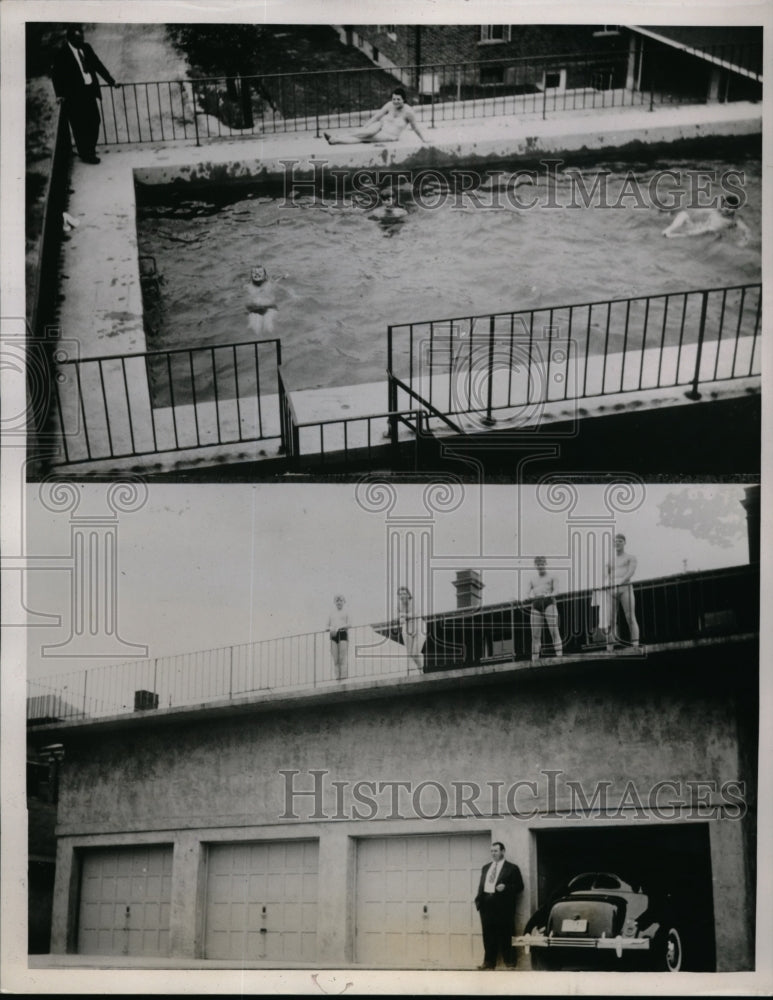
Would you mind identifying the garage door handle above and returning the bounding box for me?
[423,905,428,916]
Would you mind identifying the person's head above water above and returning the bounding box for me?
[251,265,267,284]
[720,193,741,216]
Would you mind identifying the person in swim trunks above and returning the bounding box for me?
[526,557,563,662]
[328,594,350,680]
[662,194,751,246]
[605,533,640,651]
[245,265,279,337]
[323,87,426,145]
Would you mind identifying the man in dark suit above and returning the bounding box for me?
[474,841,524,969]
[51,25,120,164]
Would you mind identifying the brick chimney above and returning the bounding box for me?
[740,484,760,564]
[453,569,484,609]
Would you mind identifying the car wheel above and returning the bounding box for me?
[656,925,684,972]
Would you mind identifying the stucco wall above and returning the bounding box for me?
[57,665,746,835]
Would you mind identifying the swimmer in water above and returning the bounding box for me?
[368,194,408,223]
[323,88,426,145]
[662,194,751,246]
[245,265,279,337]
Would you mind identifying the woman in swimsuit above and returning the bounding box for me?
[245,265,279,337]
[324,88,426,145]
[397,586,425,672]
[328,594,350,680]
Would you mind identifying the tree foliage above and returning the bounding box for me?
[166,24,291,77]
[657,488,745,548]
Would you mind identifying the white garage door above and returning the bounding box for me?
[204,840,318,961]
[356,833,490,968]
[77,845,173,956]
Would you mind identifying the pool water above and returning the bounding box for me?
[137,161,761,392]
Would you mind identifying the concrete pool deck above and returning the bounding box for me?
[51,98,761,473]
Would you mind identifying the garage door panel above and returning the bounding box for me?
[356,833,489,968]
[204,841,318,961]
[77,846,173,957]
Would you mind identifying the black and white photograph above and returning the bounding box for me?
[1,0,770,994]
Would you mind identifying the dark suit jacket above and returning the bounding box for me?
[474,859,524,919]
[51,42,115,101]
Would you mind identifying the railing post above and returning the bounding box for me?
[542,80,547,120]
[152,657,158,699]
[481,314,496,426]
[192,82,201,146]
[685,291,709,400]
[430,70,436,129]
[228,645,233,699]
[82,670,88,717]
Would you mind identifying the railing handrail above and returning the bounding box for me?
[27,563,757,721]
[56,337,283,368]
[386,282,762,333]
[28,563,754,691]
[293,407,419,431]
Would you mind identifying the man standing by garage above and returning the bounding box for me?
[474,841,524,969]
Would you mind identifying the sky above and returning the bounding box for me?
[20,481,752,682]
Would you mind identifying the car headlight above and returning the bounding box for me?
[623,918,637,937]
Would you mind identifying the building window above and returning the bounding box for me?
[480,65,505,85]
[479,25,512,44]
[542,68,567,92]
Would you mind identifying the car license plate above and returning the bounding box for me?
[561,918,588,933]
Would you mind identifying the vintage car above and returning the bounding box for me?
[514,871,684,972]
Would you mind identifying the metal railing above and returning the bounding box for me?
[95,42,762,146]
[27,564,757,723]
[387,283,761,428]
[53,338,282,464]
[279,368,427,471]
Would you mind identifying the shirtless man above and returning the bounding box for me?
[526,557,563,662]
[245,265,279,337]
[605,534,640,651]
[323,87,426,145]
[662,194,751,246]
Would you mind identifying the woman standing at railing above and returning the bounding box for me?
[328,594,350,680]
[397,586,425,672]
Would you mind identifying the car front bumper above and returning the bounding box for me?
[513,933,651,959]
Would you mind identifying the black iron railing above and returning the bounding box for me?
[279,368,426,471]
[387,283,761,429]
[95,42,762,146]
[27,564,757,723]
[381,563,759,669]
[53,338,282,464]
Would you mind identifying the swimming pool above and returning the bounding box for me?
[136,159,761,392]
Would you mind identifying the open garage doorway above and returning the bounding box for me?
[533,823,716,971]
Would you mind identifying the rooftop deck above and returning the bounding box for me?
[27,564,758,730]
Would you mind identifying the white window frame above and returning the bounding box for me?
[479,25,512,44]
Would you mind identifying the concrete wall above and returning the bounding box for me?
[46,643,756,968]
